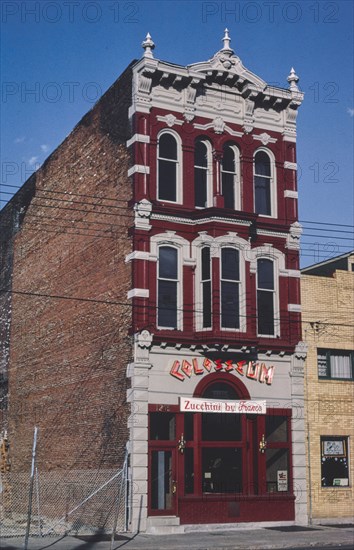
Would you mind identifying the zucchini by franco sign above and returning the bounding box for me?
[170,358,275,384]
[180,397,266,414]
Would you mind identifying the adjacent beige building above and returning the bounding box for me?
[301,252,354,523]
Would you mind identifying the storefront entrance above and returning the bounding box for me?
[148,374,295,524]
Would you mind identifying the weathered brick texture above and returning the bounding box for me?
[4,66,134,473]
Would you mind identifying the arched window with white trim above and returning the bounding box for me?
[194,139,212,208]
[221,144,239,209]
[157,132,181,203]
[158,246,179,329]
[220,247,240,329]
[257,258,275,335]
[254,150,275,216]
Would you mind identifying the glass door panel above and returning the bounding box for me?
[151,450,176,511]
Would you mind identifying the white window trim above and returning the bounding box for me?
[253,147,278,219]
[221,143,241,210]
[194,138,213,208]
[251,246,283,338]
[150,233,191,331]
[157,129,183,204]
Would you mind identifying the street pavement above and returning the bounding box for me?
[0,524,353,550]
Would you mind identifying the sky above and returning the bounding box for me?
[1,0,353,267]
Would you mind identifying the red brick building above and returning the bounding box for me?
[1,31,307,532]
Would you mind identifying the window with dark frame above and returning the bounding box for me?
[201,246,212,328]
[194,140,209,207]
[257,258,275,336]
[317,349,354,380]
[158,246,178,329]
[220,248,240,329]
[221,144,237,209]
[320,436,349,487]
[158,133,178,202]
[254,151,272,215]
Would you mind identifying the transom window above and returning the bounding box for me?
[317,349,354,380]
[257,258,275,336]
[254,151,272,216]
[158,133,180,202]
[158,246,179,329]
[220,248,240,329]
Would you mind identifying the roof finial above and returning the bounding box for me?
[287,67,299,92]
[222,28,232,51]
[142,32,155,59]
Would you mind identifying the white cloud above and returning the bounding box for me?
[14,137,25,144]
[348,108,354,117]
[40,144,49,152]
[28,156,39,167]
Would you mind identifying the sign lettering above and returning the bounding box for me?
[170,359,275,385]
[180,397,266,414]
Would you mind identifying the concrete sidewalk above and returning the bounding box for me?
[1,524,353,550]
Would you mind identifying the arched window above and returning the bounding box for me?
[254,151,272,216]
[257,258,275,335]
[158,246,179,328]
[220,247,240,329]
[158,132,180,202]
[194,139,212,207]
[221,144,239,209]
[201,246,212,328]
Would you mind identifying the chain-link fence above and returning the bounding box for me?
[0,461,128,538]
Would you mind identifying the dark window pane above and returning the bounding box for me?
[257,290,274,335]
[221,248,239,281]
[255,175,271,215]
[202,413,242,441]
[158,280,177,327]
[194,167,207,207]
[221,281,239,329]
[222,145,235,172]
[150,413,176,440]
[321,437,349,488]
[258,259,274,289]
[202,281,212,328]
[202,448,242,493]
[159,133,177,160]
[266,416,288,442]
[159,247,177,279]
[184,413,194,440]
[159,159,176,201]
[151,450,173,510]
[195,140,208,167]
[185,448,194,494]
[201,247,210,280]
[255,151,271,176]
[222,172,235,209]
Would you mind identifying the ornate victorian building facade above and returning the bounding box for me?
[1,31,306,532]
[127,31,306,531]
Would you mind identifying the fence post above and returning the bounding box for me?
[110,452,127,550]
[24,426,38,550]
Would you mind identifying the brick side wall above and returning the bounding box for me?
[302,270,354,519]
[5,68,134,473]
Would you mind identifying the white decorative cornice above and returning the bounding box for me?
[128,288,149,299]
[128,165,150,177]
[286,221,303,250]
[126,134,150,147]
[142,33,155,59]
[284,161,297,170]
[280,269,301,278]
[253,132,277,146]
[284,190,298,199]
[134,199,152,230]
[257,229,288,239]
[193,120,243,137]
[151,213,251,227]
